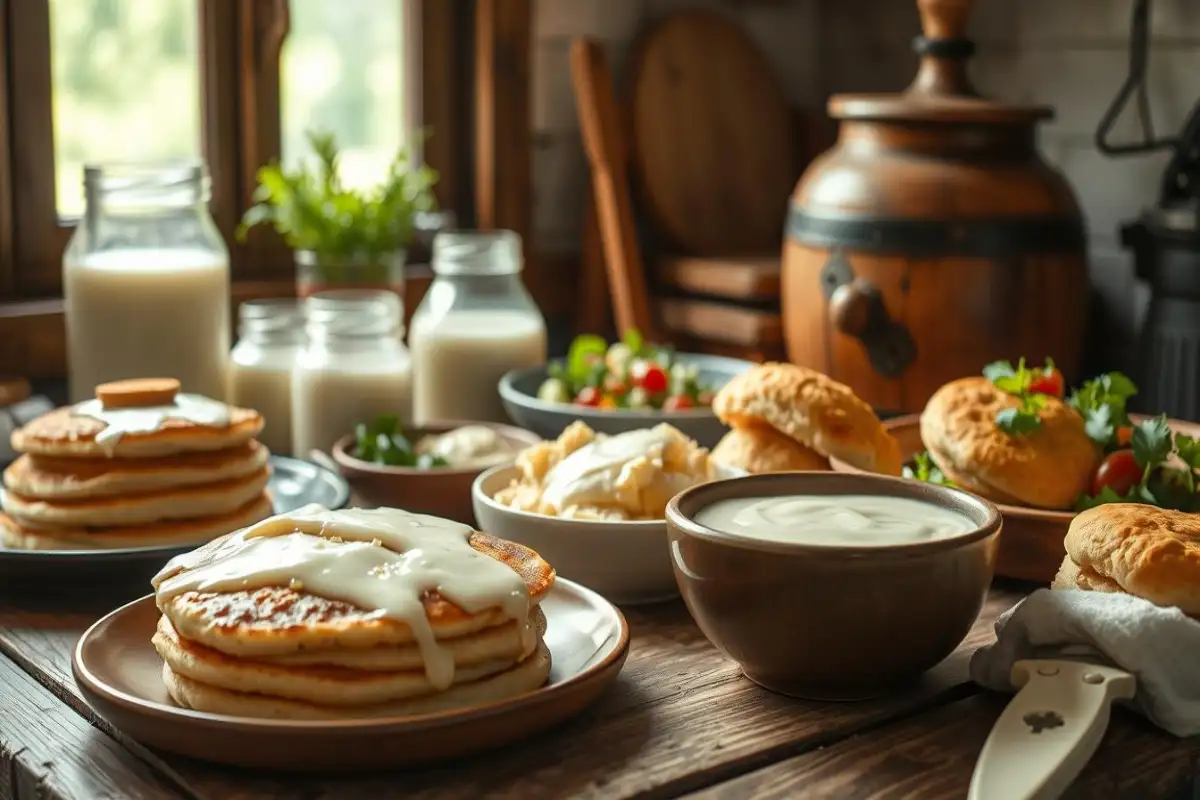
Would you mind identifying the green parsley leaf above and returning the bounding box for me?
[902,451,954,487]
[995,407,1042,435]
[1140,467,1196,511]
[1131,415,1173,470]
[982,360,1017,381]
[1083,404,1115,443]
[1174,433,1200,471]
[1074,484,1132,511]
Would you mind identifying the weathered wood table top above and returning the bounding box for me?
[1,580,1197,800]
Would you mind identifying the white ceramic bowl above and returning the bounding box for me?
[472,463,743,605]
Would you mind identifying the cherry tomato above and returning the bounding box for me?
[574,386,603,407]
[1116,426,1133,447]
[663,395,693,412]
[1090,449,1141,497]
[1029,367,1065,398]
[630,360,669,394]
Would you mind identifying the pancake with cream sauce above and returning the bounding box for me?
[3,441,269,500]
[13,396,262,458]
[151,505,555,713]
[2,466,270,528]
[0,494,274,550]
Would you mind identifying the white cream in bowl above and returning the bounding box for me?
[693,494,975,547]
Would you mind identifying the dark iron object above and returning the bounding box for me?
[1099,0,1200,418]
[788,209,1085,258]
[818,250,917,377]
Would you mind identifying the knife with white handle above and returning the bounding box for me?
[969,658,1137,800]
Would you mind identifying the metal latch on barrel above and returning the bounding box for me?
[819,251,917,378]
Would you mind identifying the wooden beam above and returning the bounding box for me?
[0,0,13,299]
[474,0,532,238]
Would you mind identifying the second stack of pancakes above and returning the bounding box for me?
[0,378,273,550]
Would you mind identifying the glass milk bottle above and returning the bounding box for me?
[292,290,413,455]
[409,230,547,424]
[63,161,230,402]
[229,300,304,456]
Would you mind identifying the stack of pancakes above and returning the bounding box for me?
[1053,503,1200,616]
[709,362,902,476]
[150,513,556,719]
[921,377,1099,510]
[1,379,273,550]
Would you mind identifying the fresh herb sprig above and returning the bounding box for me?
[1075,414,1200,511]
[982,358,1054,435]
[1067,372,1138,449]
[237,130,438,263]
[902,451,955,487]
[353,414,449,469]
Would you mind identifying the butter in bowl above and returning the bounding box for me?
[473,420,743,605]
[332,415,542,525]
[665,471,1001,700]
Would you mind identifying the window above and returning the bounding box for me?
[1,0,464,302]
[49,0,203,219]
[0,0,542,380]
[281,0,412,186]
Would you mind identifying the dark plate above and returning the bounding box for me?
[0,456,349,589]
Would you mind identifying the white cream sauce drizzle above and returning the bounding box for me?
[694,494,975,547]
[72,394,231,456]
[540,426,689,511]
[151,504,533,690]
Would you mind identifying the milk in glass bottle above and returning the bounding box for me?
[409,231,547,424]
[63,162,230,402]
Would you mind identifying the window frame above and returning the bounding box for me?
[0,0,548,379]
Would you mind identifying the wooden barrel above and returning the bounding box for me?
[782,0,1090,413]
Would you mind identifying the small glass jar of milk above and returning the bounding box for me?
[292,290,413,456]
[63,161,231,403]
[229,300,304,456]
[409,230,547,424]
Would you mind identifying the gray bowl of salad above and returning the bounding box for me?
[498,330,755,448]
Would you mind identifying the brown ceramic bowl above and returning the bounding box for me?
[829,413,1200,584]
[331,422,542,525]
[665,472,1001,701]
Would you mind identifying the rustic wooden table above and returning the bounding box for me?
[1,580,1197,800]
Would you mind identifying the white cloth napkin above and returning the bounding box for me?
[970,588,1200,737]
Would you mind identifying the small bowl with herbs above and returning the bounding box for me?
[498,329,753,448]
[331,414,542,525]
[828,358,1200,583]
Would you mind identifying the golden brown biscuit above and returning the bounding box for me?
[712,363,901,475]
[711,425,830,473]
[1063,503,1200,615]
[1050,555,1123,594]
[920,377,1098,510]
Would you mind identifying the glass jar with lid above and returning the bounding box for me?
[409,230,547,424]
[63,160,230,402]
[229,300,304,456]
[292,290,413,455]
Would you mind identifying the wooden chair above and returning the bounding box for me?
[569,38,786,362]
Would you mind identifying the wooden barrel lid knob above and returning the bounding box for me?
[96,378,181,409]
[829,279,874,337]
[909,0,978,98]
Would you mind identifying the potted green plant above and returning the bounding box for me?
[238,130,438,297]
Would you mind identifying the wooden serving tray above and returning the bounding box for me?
[831,413,1200,585]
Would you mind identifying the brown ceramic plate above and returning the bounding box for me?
[331,421,542,525]
[72,577,629,772]
[830,413,1200,583]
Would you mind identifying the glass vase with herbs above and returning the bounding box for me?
[238,130,438,298]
